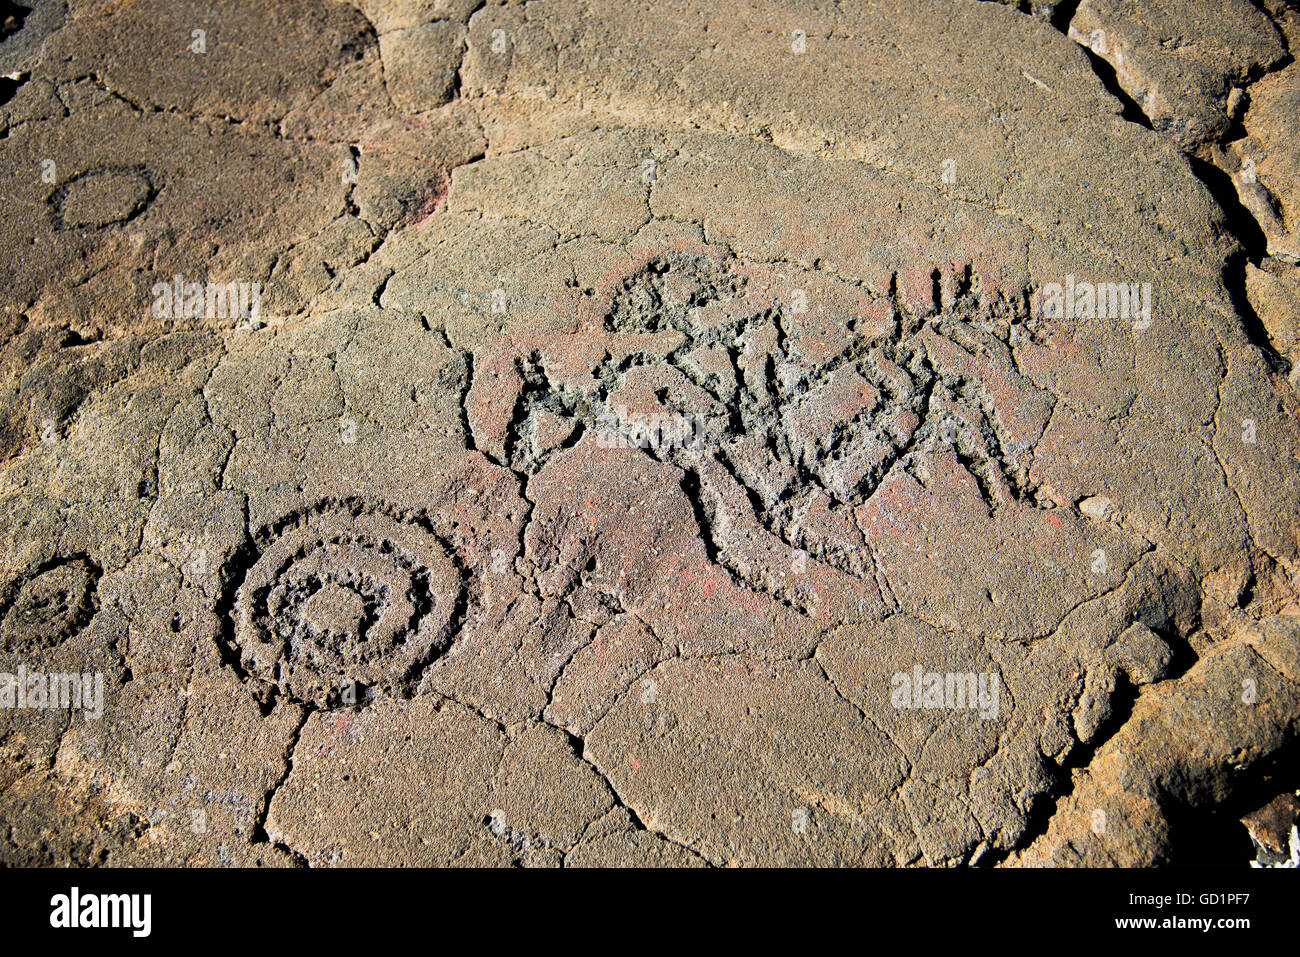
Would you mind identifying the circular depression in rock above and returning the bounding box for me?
[53,167,155,231]
[1,558,99,653]
[230,507,463,709]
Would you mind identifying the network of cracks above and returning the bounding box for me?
[1,253,1059,716]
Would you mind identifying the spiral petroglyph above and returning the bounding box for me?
[229,506,463,709]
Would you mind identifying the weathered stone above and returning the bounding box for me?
[2,0,1298,869]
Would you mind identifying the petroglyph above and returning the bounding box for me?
[1,0,1299,869]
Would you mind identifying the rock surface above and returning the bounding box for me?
[1,0,1298,867]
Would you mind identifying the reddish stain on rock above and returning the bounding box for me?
[404,169,451,227]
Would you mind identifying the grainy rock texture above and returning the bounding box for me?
[0,0,1298,867]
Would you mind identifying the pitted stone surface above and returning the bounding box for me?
[1,0,1298,868]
